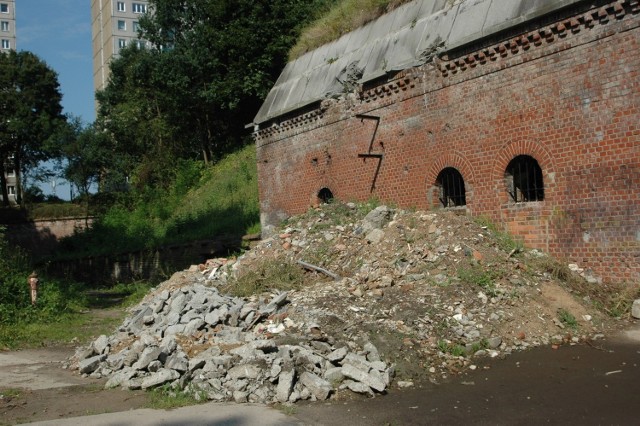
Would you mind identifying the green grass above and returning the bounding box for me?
[290,0,414,60]
[87,281,155,309]
[0,284,147,348]
[458,265,499,297]
[52,145,260,260]
[557,308,578,329]
[146,384,208,410]
[277,404,298,416]
[437,340,466,357]
[0,310,123,350]
[0,388,22,399]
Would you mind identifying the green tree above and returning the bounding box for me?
[96,46,182,190]
[0,51,65,207]
[97,0,332,190]
[57,118,111,197]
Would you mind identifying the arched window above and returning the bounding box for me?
[436,167,466,207]
[318,187,334,204]
[505,155,544,202]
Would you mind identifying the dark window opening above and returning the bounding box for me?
[318,187,334,204]
[436,167,466,207]
[505,155,544,202]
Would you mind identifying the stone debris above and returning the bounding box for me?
[70,203,613,403]
[70,271,394,403]
[632,299,640,319]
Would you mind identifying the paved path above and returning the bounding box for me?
[0,348,91,390]
[3,323,639,425]
[25,403,303,426]
[294,323,640,425]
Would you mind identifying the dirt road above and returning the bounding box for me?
[1,323,638,425]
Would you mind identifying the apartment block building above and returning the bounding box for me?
[91,0,148,93]
[0,0,15,52]
[1,0,16,205]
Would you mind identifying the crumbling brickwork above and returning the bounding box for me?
[255,1,640,284]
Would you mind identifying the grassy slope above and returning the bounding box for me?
[55,144,259,259]
[289,0,414,60]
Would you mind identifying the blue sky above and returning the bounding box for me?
[17,0,95,197]
[18,0,95,123]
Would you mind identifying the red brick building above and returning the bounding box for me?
[253,0,640,284]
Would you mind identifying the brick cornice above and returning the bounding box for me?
[437,0,639,77]
[254,108,325,147]
[359,73,419,103]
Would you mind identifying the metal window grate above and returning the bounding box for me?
[506,155,544,202]
[437,167,466,207]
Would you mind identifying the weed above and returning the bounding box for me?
[51,145,260,260]
[147,384,207,410]
[437,340,466,357]
[290,0,415,60]
[458,266,499,297]
[27,203,89,220]
[557,308,578,328]
[278,404,298,415]
[408,216,418,230]
[0,388,22,399]
[222,259,305,297]
[532,256,640,318]
[474,216,524,254]
[470,338,489,353]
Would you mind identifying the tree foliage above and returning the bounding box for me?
[56,117,111,197]
[0,51,65,206]
[96,0,332,190]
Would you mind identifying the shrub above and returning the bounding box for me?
[0,226,85,326]
[53,145,260,259]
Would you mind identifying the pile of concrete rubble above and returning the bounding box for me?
[70,269,393,404]
[70,203,616,403]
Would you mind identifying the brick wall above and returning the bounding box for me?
[255,1,640,284]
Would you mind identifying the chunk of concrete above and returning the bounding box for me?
[299,372,332,400]
[92,335,110,355]
[228,364,262,380]
[78,354,106,374]
[132,346,162,370]
[341,364,386,392]
[632,299,640,319]
[276,369,296,403]
[141,368,180,389]
[104,367,137,389]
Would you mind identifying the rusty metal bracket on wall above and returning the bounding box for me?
[356,114,383,192]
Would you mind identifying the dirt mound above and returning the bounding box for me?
[233,203,611,384]
[71,202,617,399]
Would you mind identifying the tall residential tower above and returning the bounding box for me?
[91,0,148,94]
[0,0,15,53]
[0,0,16,205]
